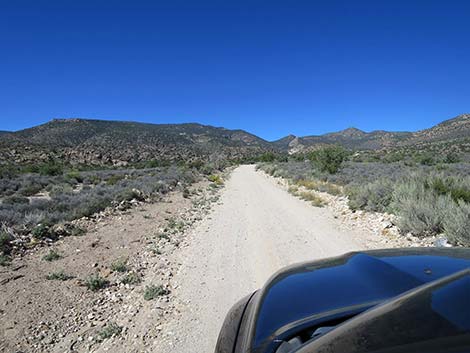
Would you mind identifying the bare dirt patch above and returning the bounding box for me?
[0,181,222,353]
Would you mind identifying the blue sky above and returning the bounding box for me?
[1,0,469,140]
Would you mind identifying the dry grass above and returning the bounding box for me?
[295,179,342,195]
[298,191,326,207]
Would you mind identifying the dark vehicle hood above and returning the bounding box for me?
[296,267,470,353]
[249,248,470,353]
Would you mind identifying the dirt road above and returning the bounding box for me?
[155,165,374,353]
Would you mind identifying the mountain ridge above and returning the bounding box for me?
[0,114,469,165]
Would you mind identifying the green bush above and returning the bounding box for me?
[390,179,450,235]
[42,249,62,261]
[106,174,125,186]
[117,188,145,202]
[39,162,63,176]
[32,224,55,239]
[121,272,141,285]
[2,195,29,205]
[46,270,74,281]
[418,154,435,166]
[429,176,470,203]
[258,152,277,163]
[0,232,12,255]
[0,255,10,266]
[65,171,83,183]
[444,152,460,164]
[18,184,43,196]
[98,322,122,341]
[347,179,394,212]
[111,258,128,273]
[443,200,470,246]
[308,146,349,174]
[84,274,109,291]
[143,284,169,300]
[208,174,223,185]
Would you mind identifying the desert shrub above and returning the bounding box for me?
[208,174,223,185]
[42,249,62,261]
[117,188,145,202]
[69,225,85,236]
[111,258,128,273]
[0,232,12,255]
[121,272,141,285]
[258,152,277,163]
[443,200,470,246]
[347,179,394,212]
[3,195,29,205]
[98,322,122,341]
[39,162,63,176]
[0,254,10,266]
[106,174,125,185]
[418,153,436,166]
[18,183,44,196]
[444,152,460,164]
[200,164,215,175]
[84,274,109,291]
[71,196,112,219]
[390,178,451,236]
[48,184,74,197]
[288,185,299,195]
[166,217,185,232]
[295,179,341,195]
[428,176,470,204]
[308,146,349,174]
[46,270,74,281]
[65,171,83,183]
[32,224,55,239]
[143,284,169,300]
[0,166,198,234]
[298,191,325,207]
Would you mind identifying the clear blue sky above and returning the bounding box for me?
[1,0,469,140]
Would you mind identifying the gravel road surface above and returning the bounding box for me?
[156,165,373,353]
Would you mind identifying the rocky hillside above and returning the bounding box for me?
[0,119,273,166]
[281,114,470,153]
[1,114,468,165]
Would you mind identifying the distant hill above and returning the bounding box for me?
[0,114,469,166]
[0,118,272,166]
[280,114,470,153]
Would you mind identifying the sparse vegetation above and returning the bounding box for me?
[0,231,12,255]
[46,270,74,281]
[121,272,142,285]
[98,322,122,341]
[297,191,326,207]
[347,179,394,212]
[208,174,223,186]
[32,224,54,239]
[166,218,185,232]
[143,284,169,300]
[0,254,10,266]
[444,200,470,245]
[42,249,62,262]
[0,165,199,250]
[295,179,341,196]
[84,274,109,291]
[111,258,128,273]
[258,159,470,245]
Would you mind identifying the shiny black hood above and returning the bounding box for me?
[296,267,470,353]
[247,248,470,353]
